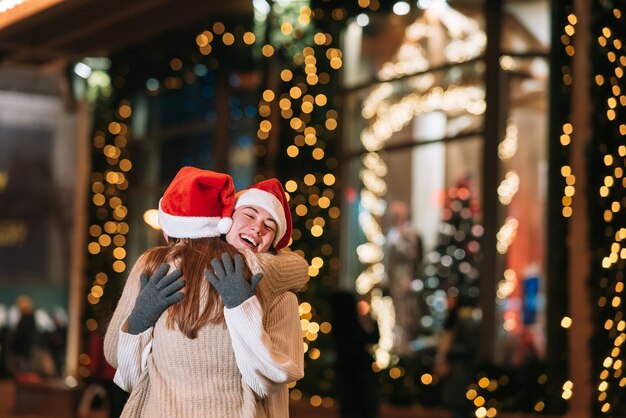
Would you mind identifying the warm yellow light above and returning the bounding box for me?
[295,204,308,217]
[309,348,320,360]
[325,119,337,130]
[87,242,101,255]
[301,102,314,113]
[279,98,292,110]
[290,118,303,130]
[287,145,299,157]
[290,389,302,401]
[312,148,325,160]
[304,174,316,185]
[318,196,330,208]
[313,33,326,45]
[330,57,342,69]
[281,69,293,82]
[90,286,103,298]
[113,235,125,246]
[315,94,327,106]
[243,32,255,45]
[567,14,577,25]
[310,396,322,407]
[113,260,126,273]
[259,104,271,117]
[212,22,225,34]
[119,104,132,118]
[311,257,324,268]
[98,234,111,247]
[143,209,160,230]
[262,44,274,57]
[113,247,126,260]
[323,174,335,185]
[311,225,323,237]
[119,159,133,171]
[285,180,298,193]
[281,21,293,35]
[259,120,272,132]
[561,316,572,328]
[290,87,302,99]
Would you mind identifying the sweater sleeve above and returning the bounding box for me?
[112,317,153,392]
[249,249,309,300]
[224,292,304,398]
[103,254,148,369]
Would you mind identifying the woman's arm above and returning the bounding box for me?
[112,320,153,392]
[247,249,309,300]
[103,254,147,369]
[224,292,304,398]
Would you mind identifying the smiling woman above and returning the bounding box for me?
[230,178,293,253]
[227,206,278,253]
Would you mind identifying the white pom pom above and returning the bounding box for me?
[218,217,233,234]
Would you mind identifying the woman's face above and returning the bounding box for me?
[225,205,277,253]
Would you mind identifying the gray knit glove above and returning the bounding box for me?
[205,253,263,309]
[127,263,185,335]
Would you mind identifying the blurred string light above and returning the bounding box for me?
[143,209,160,230]
[182,2,343,406]
[593,6,626,415]
[355,3,485,369]
[416,0,447,10]
[152,10,342,348]
[82,101,133,378]
[356,13,370,27]
[558,10,576,221]
[253,0,270,16]
[392,1,410,16]
[494,119,520,337]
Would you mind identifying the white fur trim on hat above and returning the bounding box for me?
[218,217,233,234]
[235,188,286,245]
[158,200,231,239]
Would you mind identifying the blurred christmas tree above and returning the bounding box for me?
[420,175,483,334]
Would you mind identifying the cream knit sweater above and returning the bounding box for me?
[104,249,308,417]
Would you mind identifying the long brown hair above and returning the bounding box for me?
[141,237,252,339]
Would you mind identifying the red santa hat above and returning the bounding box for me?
[158,167,234,238]
[235,178,292,249]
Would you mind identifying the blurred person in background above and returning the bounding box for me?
[0,304,8,377]
[8,295,39,380]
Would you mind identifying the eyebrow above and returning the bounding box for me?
[240,206,278,227]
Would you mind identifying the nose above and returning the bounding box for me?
[250,221,263,234]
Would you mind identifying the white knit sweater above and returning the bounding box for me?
[104,249,308,417]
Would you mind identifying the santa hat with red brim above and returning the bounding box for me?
[235,178,292,249]
[158,166,234,238]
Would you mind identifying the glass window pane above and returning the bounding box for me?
[502,0,551,53]
[494,57,549,365]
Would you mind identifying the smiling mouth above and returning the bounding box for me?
[240,234,259,249]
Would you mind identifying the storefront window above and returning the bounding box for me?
[340,0,552,410]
